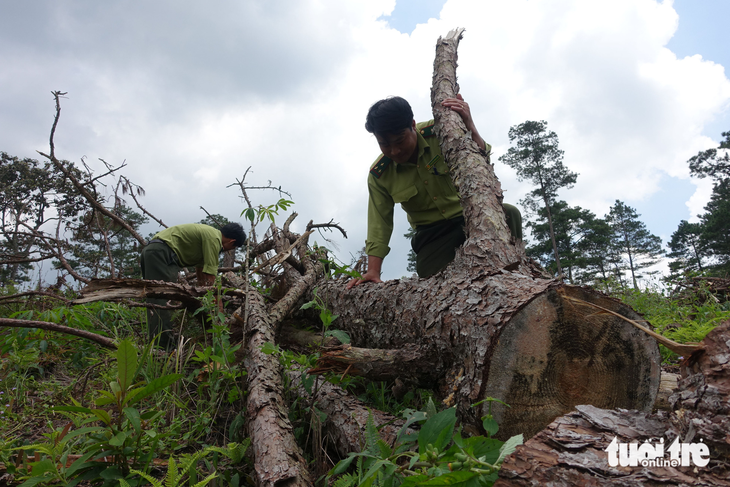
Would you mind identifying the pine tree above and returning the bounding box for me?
[666,220,705,277]
[404,227,417,274]
[499,121,578,278]
[606,200,663,289]
[686,130,730,274]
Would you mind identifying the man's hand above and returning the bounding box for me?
[347,255,384,289]
[196,268,216,287]
[441,94,486,150]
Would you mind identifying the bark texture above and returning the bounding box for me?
[496,321,730,486]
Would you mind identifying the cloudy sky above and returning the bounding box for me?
[1,0,729,281]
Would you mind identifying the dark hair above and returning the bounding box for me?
[221,222,247,247]
[365,96,413,135]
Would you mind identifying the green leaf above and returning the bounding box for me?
[17,475,54,487]
[29,458,56,476]
[417,471,480,487]
[418,407,456,454]
[108,431,128,447]
[496,434,523,466]
[299,300,317,310]
[260,342,277,355]
[124,407,142,434]
[52,405,93,414]
[400,474,430,487]
[332,453,356,475]
[426,397,438,418]
[462,437,502,465]
[361,459,390,483]
[482,416,499,437]
[65,450,98,477]
[140,410,162,421]
[244,208,255,222]
[116,338,138,391]
[376,439,392,458]
[94,390,118,407]
[91,408,112,426]
[325,329,351,344]
[125,374,183,406]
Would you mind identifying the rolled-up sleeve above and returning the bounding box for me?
[200,234,222,275]
[365,175,395,258]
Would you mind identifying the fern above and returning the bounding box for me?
[364,411,380,455]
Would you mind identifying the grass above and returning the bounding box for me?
[616,283,730,363]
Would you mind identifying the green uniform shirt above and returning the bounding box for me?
[153,224,222,276]
[365,120,491,258]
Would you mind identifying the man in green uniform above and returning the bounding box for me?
[140,222,246,349]
[347,96,521,288]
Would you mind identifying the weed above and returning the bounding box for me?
[328,398,522,487]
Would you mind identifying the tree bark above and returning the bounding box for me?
[310,29,661,440]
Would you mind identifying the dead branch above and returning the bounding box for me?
[0,317,116,349]
[38,92,146,247]
[120,175,166,229]
[0,291,71,304]
[306,219,348,239]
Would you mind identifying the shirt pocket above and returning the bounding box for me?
[427,155,450,176]
[391,185,418,204]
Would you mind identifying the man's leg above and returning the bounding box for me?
[502,203,523,241]
[140,242,179,350]
[412,217,466,278]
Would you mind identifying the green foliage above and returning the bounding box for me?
[618,285,730,362]
[679,130,730,274]
[666,220,706,277]
[404,228,417,274]
[607,200,664,289]
[185,287,247,445]
[498,120,578,277]
[63,204,148,280]
[0,152,86,285]
[300,287,351,345]
[328,398,522,487]
[525,200,616,284]
[7,338,182,485]
[241,198,294,225]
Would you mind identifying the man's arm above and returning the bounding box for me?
[346,255,383,289]
[196,268,224,311]
[196,268,216,286]
[441,94,486,151]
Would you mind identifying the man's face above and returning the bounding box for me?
[375,120,418,164]
[221,239,237,252]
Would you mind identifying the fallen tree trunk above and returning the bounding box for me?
[495,320,730,486]
[310,29,662,440]
[240,290,313,487]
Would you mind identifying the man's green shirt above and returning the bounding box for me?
[365,120,491,258]
[153,224,222,275]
